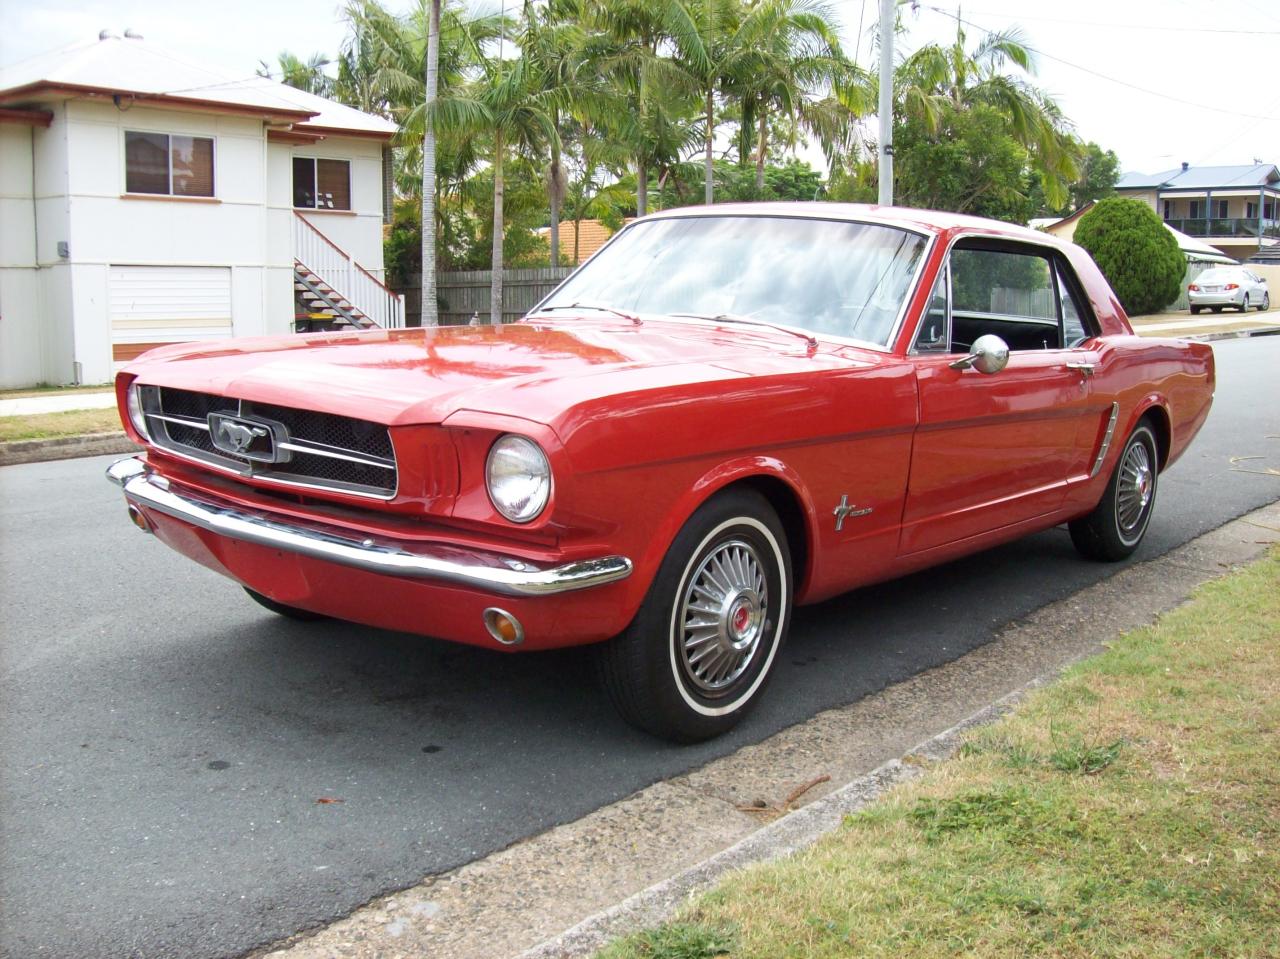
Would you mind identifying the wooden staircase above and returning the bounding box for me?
[293,266,375,332]
[292,212,405,333]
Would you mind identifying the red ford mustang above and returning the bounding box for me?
[107,203,1214,741]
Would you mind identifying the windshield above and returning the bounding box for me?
[538,215,929,348]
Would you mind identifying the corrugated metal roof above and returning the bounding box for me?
[0,36,395,136]
[1117,163,1280,190]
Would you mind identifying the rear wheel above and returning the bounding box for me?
[1241,294,1250,312]
[243,587,328,621]
[598,489,792,742]
[1259,292,1270,312]
[1069,422,1159,562]
[1190,306,1202,315]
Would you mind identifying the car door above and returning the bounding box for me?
[900,239,1102,555]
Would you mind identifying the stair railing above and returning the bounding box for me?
[293,212,405,328]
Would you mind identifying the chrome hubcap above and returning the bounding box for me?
[678,539,768,693]
[1117,441,1153,534]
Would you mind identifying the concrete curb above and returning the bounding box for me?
[1187,325,1280,342]
[0,432,134,467]
[516,686,1039,959]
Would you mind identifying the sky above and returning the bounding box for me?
[2,0,1278,177]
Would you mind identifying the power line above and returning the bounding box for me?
[958,8,1280,36]
[920,5,1280,123]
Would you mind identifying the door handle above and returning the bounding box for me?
[1066,362,1095,377]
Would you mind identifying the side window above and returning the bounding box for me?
[950,246,1060,351]
[911,265,950,353]
[1055,259,1098,348]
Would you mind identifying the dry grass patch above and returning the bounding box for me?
[599,550,1280,959]
[0,408,124,442]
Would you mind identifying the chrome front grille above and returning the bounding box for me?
[140,386,397,498]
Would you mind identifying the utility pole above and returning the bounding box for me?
[420,0,441,327]
[877,0,894,206]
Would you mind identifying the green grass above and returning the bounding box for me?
[599,549,1280,959]
[0,383,113,399]
[0,408,124,442]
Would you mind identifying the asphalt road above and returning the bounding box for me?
[2,336,1278,959]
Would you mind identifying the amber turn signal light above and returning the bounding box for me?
[483,608,525,646]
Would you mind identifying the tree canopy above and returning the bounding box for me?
[269,1,1109,312]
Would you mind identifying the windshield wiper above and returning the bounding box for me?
[536,302,642,324]
[669,313,817,350]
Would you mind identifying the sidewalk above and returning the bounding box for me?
[0,389,116,417]
[1128,309,1280,338]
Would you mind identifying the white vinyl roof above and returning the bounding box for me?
[0,36,396,137]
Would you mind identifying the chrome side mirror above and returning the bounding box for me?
[949,334,1009,374]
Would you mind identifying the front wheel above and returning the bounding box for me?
[1069,422,1159,562]
[598,489,792,742]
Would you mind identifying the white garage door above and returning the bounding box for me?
[109,265,233,364]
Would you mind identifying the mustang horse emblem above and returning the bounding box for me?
[216,420,268,453]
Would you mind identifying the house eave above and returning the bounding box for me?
[0,106,54,127]
[0,81,317,123]
[267,128,326,145]
[294,123,395,142]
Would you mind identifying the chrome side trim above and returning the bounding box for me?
[105,458,632,597]
[1090,402,1121,478]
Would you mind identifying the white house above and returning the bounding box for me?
[0,33,400,388]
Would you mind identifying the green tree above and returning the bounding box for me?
[893,15,1078,209]
[456,52,563,322]
[256,52,334,96]
[1074,198,1185,316]
[588,0,703,216]
[1028,140,1120,217]
[732,0,860,194]
[892,105,1035,223]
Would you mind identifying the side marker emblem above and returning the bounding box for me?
[833,495,873,531]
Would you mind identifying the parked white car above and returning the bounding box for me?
[1188,267,1270,314]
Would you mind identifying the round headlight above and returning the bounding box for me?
[486,435,551,523]
[126,383,150,440]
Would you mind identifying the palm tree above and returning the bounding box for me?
[729,0,858,194]
[257,52,334,97]
[678,0,742,204]
[345,0,501,322]
[586,0,703,216]
[894,16,1078,207]
[471,55,563,323]
[517,0,591,266]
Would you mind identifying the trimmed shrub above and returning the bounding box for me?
[1073,198,1185,316]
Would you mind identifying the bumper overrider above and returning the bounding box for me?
[106,456,634,646]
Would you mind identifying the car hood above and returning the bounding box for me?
[125,316,871,428]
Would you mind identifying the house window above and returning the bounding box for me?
[293,157,351,210]
[1162,200,1172,220]
[1213,199,1228,218]
[1188,199,1204,219]
[125,131,214,196]
[1266,200,1277,219]
[1247,202,1257,219]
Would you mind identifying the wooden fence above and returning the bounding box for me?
[395,267,574,327]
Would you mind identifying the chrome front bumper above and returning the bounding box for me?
[106,457,633,597]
